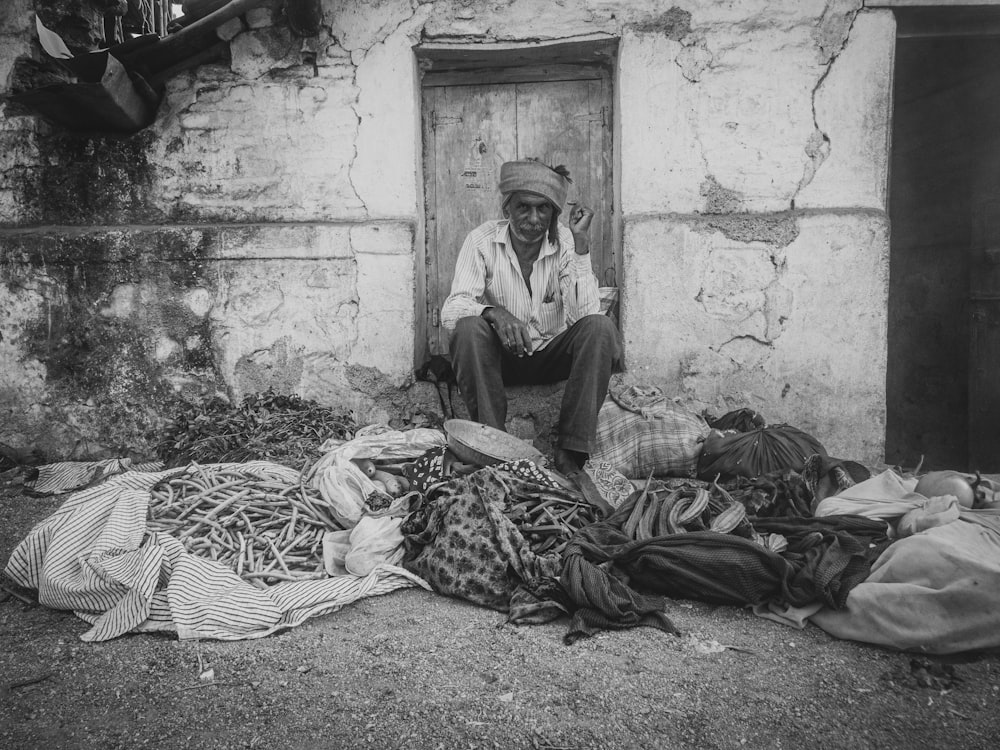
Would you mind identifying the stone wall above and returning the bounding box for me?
[0,0,894,464]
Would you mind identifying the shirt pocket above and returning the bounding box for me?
[537,298,562,335]
[541,277,559,304]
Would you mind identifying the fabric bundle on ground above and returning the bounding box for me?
[4,464,428,641]
[23,458,164,496]
[804,469,1000,653]
[401,468,563,611]
[697,423,827,481]
[557,490,889,640]
[590,385,710,479]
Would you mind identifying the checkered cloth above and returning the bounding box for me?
[590,386,711,479]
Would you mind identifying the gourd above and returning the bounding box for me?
[914,471,979,509]
[372,469,403,497]
[351,458,377,478]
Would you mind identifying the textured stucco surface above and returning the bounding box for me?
[1,0,894,462]
[622,211,889,462]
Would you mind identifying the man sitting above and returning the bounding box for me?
[440,159,622,476]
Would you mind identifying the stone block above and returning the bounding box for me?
[353,30,420,217]
[211,224,354,260]
[230,26,300,79]
[350,222,414,255]
[245,7,275,29]
[329,0,417,52]
[216,17,245,42]
[353,251,415,382]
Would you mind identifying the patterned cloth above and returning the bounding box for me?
[401,468,563,611]
[590,385,711,479]
[404,447,561,494]
[583,460,634,509]
[4,463,428,641]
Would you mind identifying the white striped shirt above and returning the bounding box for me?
[440,220,601,351]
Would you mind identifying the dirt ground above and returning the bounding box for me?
[2,476,999,750]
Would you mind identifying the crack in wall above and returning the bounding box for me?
[792,1,862,207]
[713,333,773,352]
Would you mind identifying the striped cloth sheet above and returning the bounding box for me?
[24,457,165,496]
[4,463,430,641]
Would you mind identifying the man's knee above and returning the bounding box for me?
[451,315,495,353]
[574,314,620,347]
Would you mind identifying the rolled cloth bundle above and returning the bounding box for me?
[697,423,828,481]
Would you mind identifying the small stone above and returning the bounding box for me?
[245,8,274,29]
[216,17,245,42]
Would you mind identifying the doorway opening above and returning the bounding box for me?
[886,6,1000,471]
[415,38,619,361]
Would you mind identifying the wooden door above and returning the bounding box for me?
[969,196,1000,471]
[422,71,613,356]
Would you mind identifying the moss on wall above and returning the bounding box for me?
[20,131,163,225]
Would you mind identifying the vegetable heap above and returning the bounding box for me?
[156,391,356,468]
[504,484,602,555]
[147,464,343,586]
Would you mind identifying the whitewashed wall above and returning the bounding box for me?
[0,0,894,462]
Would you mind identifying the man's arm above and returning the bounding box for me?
[440,231,491,330]
[558,209,601,324]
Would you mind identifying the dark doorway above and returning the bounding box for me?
[886,7,1000,472]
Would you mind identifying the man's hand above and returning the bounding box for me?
[483,306,533,357]
[566,203,594,255]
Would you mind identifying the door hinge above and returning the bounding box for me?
[431,308,440,327]
[576,106,608,128]
[432,111,463,131]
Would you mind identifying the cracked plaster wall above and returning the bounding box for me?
[1,0,895,462]
[616,4,894,462]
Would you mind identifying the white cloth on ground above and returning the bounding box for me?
[806,469,1000,653]
[4,464,429,642]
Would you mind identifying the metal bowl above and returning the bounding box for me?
[443,419,544,466]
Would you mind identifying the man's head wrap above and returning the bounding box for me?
[498,160,571,210]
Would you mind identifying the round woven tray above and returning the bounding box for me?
[443,419,544,466]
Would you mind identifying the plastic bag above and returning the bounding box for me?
[322,529,353,575]
[313,456,389,528]
[345,515,404,576]
[697,424,827,481]
[318,425,446,462]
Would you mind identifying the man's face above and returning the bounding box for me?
[506,192,553,244]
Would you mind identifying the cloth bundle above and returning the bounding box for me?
[803,469,1000,653]
[590,385,711,479]
[401,468,563,612]
[697,422,827,481]
[4,464,428,642]
[556,492,890,642]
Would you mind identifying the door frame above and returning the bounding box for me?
[413,37,621,366]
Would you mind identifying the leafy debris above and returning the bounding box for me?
[156,390,356,468]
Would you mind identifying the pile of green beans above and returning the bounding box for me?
[147,465,342,587]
